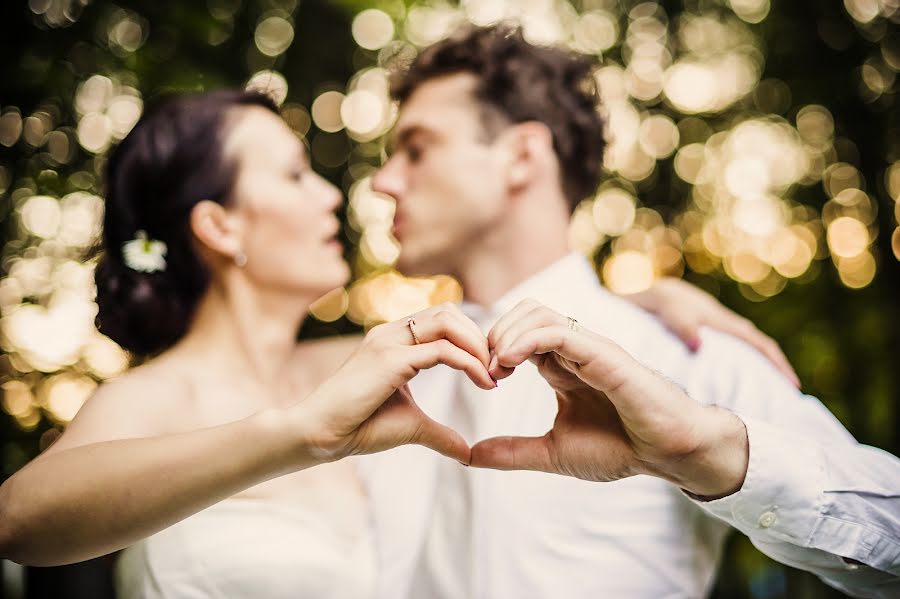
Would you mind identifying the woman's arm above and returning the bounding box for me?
[0,303,491,566]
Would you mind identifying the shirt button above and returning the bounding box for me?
[758,511,777,528]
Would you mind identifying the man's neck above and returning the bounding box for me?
[456,221,571,307]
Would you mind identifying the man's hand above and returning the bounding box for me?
[474,299,749,498]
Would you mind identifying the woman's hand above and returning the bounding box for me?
[623,278,799,387]
[297,303,493,464]
[473,299,748,498]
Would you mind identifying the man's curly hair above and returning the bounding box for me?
[391,25,605,211]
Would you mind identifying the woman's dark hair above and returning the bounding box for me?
[391,24,605,211]
[94,89,278,356]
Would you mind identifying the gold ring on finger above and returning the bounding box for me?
[407,317,422,345]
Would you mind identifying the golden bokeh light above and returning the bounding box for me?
[246,70,289,106]
[602,250,655,294]
[21,195,61,239]
[892,227,900,261]
[593,188,637,235]
[729,0,770,24]
[311,91,346,133]
[352,9,395,50]
[309,287,350,323]
[254,15,294,57]
[827,216,870,258]
[837,251,877,288]
[42,373,96,424]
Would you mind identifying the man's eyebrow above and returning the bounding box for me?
[388,125,436,152]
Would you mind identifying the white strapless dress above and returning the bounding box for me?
[114,496,376,599]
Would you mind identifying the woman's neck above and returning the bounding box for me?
[174,276,314,389]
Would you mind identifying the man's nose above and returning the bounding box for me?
[371,158,404,199]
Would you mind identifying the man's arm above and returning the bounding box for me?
[471,299,900,598]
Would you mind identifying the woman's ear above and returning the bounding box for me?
[189,200,244,260]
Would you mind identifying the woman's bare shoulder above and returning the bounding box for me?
[40,359,192,458]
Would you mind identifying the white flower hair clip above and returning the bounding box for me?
[122,230,168,273]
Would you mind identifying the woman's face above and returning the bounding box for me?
[222,106,349,298]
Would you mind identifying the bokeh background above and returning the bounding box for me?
[1,0,898,597]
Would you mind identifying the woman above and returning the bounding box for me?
[0,90,795,598]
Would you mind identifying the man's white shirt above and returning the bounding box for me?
[359,253,900,598]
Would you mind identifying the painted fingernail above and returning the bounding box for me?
[688,338,701,352]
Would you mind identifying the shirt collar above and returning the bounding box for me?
[460,252,602,327]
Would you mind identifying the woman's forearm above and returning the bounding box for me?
[0,408,316,566]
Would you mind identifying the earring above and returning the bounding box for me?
[234,251,248,267]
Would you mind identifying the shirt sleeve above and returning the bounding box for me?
[685,331,900,598]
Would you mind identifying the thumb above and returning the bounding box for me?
[469,435,554,472]
[410,414,471,464]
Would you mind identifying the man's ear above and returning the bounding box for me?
[501,121,555,191]
[189,200,244,261]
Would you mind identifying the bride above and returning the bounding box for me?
[0,89,794,598]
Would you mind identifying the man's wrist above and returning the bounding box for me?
[664,406,750,499]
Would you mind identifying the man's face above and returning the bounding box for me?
[372,73,509,277]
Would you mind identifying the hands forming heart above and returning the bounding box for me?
[302,299,749,499]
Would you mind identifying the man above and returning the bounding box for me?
[365,25,899,598]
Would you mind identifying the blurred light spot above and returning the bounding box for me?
[75,75,114,117]
[603,251,655,294]
[885,161,900,201]
[83,332,128,379]
[22,115,49,147]
[725,157,770,199]
[46,130,73,164]
[729,0,770,23]
[352,9,395,50]
[282,103,311,136]
[405,6,461,47]
[572,11,619,54]
[725,252,770,283]
[569,200,605,255]
[360,226,401,265]
[77,112,113,153]
[207,0,241,20]
[341,90,386,137]
[311,91,346,133]
[1,296,97,372]
[43,374,96,424]
[59,192,103,247]
[107,94,143,138]
[349,177,395,230]
[0,110,23,147]
[796,105,834,147]
[0,166,9,195]
[593,188,636,235]
[108,10,148,55]
[1,380,34,417]
[844,0,881,24]
[21,195,61,238]
[246,70,289,106]
[674,143,705,184]
[462,0,506,26]
[255,15,294,57]
[823,162,862,198]
[827,216,869,258]
[824,188,876,226]
[733,196,783,237]
[638,114,679,158]
[309,287,349,322]
[837,251,876,288]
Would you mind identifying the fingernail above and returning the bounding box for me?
[688,338,701,352]
[489,353,498,371]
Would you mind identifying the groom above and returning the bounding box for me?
[363,24,898,599]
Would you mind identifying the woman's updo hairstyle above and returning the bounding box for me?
[94,89,278,356]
